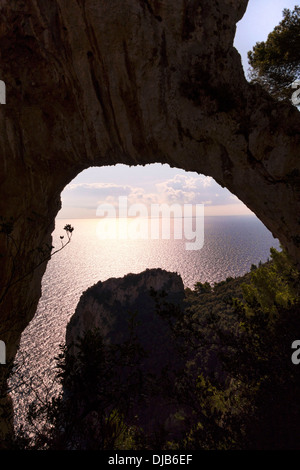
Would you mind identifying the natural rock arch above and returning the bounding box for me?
[0,0,300,443]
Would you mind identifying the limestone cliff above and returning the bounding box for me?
[66,268,185,368]
[66,268,186,440]
[0,0,299,442]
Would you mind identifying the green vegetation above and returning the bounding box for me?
[248,5,300,101]
[11,247,300,450]
[179,248,300,450]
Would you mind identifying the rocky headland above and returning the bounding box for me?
[65,268,188,441]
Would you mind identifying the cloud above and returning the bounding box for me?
[65,182,132,198]
[62,182,159,213]
[155,174,235,206]
[59,173,251,218]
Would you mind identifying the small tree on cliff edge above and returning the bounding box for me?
[0,221,74,307]
[248,6,300,101]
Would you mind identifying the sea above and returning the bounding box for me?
[9,215,280,429]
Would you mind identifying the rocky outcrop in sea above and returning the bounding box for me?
[65,268,188,442]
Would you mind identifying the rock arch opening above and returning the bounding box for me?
[9,163,280,434]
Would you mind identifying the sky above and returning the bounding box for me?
[58,1,298,219]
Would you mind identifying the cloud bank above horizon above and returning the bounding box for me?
[57,165,254,219]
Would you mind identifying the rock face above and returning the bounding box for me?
[67,268,184,349]
[0,0,299,442]
[66,268,186,441]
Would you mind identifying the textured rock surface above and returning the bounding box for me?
[0,0,299,442]
[67,268,184,347]
[66,268,186,439]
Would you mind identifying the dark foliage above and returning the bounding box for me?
[11,248,300,450]
[248,6,300,100]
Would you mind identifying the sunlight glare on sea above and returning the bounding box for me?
[10,215,280,428]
